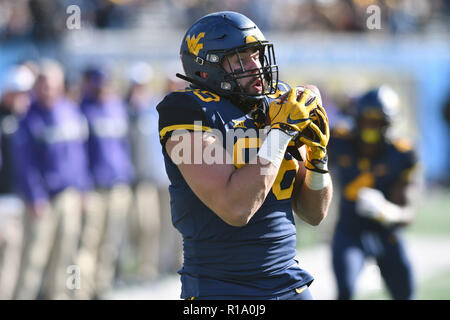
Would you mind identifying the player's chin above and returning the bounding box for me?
[250,87,263,95]
[245,81,264,95]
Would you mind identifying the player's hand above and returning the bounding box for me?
[268,88,318,138]
[299,103,330,173]
[356,187,402,226]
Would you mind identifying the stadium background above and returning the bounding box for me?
[0,0,449,299]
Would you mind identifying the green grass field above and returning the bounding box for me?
[358,269,450,300]
[407,187,450,236]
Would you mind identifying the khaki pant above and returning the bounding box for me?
[127,183,182,278]
[157,187,182,274]
[126,182,161,280]
[75,184,132,299]
[14,188,82,300]
[0,195,24,300]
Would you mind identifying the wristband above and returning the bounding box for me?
[258,129,292,170]
[304,170,331,190]
[378,201,403,224]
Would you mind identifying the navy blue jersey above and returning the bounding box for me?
[329,129,417,234]
[157,82,313,299]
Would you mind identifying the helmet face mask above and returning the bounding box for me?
[179,12,279,109]
[357,110,388,145]
[355,86,400,145]
[220,43,278,98]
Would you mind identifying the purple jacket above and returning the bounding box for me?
[16,98,92,204]
[81,95,134,188]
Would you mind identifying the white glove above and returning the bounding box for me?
[356,187,402,225]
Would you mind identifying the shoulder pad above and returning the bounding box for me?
[157,90,211,145]
[174,88,221,104]
[157,90,195,111]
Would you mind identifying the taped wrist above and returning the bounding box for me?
[378,201,403,224]
[304,170,331,191]
[258,129,292,170]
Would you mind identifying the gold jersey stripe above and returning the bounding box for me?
[160,124,212,140]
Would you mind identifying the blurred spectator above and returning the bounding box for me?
[13,59,91,299]
[125,62,162,280]
[92,0,135,29]
[125,63,184,278]
[0,64,35,299]
[156,74,187,276]
[0,0,142,44]
[28,0,66,43]
[156,70,188,273]
[328,86,421,299]
[75,66,134,299]
[0,0,32,42]
[169,0,449,34]
[0,0,447,46]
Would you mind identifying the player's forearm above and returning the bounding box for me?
[376,199,415,226]
[293,172,332,226]
[221,159,279,226]
[356,182,418,226]
[215,129,293,226]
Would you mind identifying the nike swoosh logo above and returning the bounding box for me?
[286,114,309,125]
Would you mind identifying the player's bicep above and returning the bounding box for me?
[164,131,235,217]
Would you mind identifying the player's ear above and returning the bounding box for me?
[199,72,208,79]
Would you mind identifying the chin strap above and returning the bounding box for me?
[229,94,261,113]
[175,73,212,91]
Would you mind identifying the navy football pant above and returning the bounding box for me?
[332,229,414,300]
[192,286,313,300]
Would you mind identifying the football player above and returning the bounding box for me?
[329,86,419,299]
[157,11,332,300]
